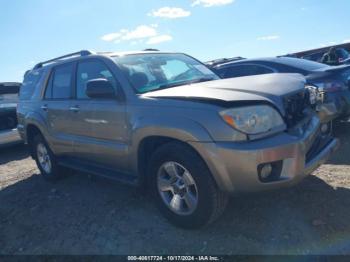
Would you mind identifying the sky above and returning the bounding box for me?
[1,0,349,82]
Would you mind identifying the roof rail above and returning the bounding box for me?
[33,50,92,69]
[206,57,245,66]
[143,48,159,52]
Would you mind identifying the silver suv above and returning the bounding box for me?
[0,82,22,146]
[18,50,339,228]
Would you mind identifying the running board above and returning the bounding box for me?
[58,157,139,186]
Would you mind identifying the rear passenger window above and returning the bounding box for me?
[51,64,73,99]
[76,60,117,99]
[20,70,43,100]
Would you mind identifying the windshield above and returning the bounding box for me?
[113,53,219,93]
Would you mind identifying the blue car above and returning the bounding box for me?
[207,57,350,123]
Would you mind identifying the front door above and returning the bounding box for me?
[69,59,129,172]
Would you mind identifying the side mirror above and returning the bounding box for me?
[86,78,115,99]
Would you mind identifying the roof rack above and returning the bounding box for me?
[143,48,160,52]
[277,54,297,58]
[206,57,245,66]
[33,50,92,69]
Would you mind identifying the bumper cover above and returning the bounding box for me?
[0,128,22,147]
[190,116,339,193]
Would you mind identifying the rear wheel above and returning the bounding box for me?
[32,134,64,181]
[149,142,228,229]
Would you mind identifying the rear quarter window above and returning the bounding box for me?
[20,70,44,100]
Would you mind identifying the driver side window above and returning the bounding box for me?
[76,60,117,99]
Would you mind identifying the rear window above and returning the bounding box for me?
[302,52,324,63]
[217,64,274,78]
[20,70,43,100]
[276,57,327,71]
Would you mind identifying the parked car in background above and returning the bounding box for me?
[18,50,338,228]
[302,48,350,66]
[206,57,245,67]
[208,57,350,123]
[301,51,324,63]
[0,82,22,147]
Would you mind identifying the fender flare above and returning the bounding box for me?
[129,115,214,174]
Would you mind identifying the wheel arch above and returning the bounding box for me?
[24,111,49,157]
[130,116,215,185]
[25,123,45,158]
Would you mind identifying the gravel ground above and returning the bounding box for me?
[0,122,350,255]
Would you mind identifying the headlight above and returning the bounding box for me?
[220,105,285,135]
[305,86,317,105]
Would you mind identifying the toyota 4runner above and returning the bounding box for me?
[18,50,339,228]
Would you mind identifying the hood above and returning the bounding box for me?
[143,73,306,116]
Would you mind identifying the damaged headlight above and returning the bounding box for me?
[220,105,285,135]
[305,85,325,105]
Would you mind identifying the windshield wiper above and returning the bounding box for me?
[158,77,216,90]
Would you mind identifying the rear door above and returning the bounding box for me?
[42,63,75,156]
[69,59,129,172]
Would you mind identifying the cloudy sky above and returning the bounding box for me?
[1,0,349,81]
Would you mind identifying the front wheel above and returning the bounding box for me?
[149,142,228,229]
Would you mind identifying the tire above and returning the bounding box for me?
[32,134,64,181]
[148,142,228,229]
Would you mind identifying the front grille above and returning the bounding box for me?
[284,90,310,128]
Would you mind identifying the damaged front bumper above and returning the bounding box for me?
[190,114,339,193]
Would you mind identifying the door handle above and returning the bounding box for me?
[41,105,48,111]
[69,106,80,113]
